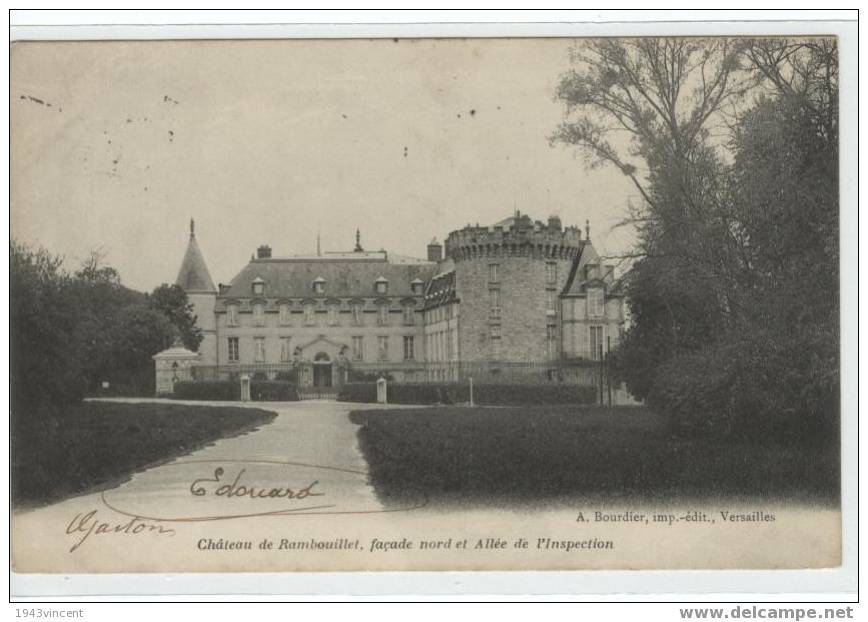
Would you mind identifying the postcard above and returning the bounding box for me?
[9,23,853,586]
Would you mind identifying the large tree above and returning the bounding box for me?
[552,38,751,397]
[553,37,839,435]
[148,283,203,352]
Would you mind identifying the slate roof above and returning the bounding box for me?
[560,245,624,298]
[218,253,438,307]
[560,243,599,297]
[424,266,457,309]
[175,234,217,293]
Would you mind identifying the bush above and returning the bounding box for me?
[347,370,394,382]
[337,383,378,403]
[173,381,239,401]
[172,380,298,402]
[250,381,299,401]
[338,382,596,406]
[647,348,736,435]
[474,383,597,406]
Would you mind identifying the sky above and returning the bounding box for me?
[11,38,637,292]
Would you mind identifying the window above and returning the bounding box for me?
[252,279,264,296]
[351,303,364,326]
[589,325,604,360]
[377,304,389,326]
[253,303,265,327]
[411,280,424,295]
[227,337,239,362]
[403,336,415,361]
[280,336,292,362]
[254,337,266,362]
[546,325,557,359]
[490,325,501,359]
[488,263,499,283]
[303,303,315,326]
[489,288,501,318]
[546,262,557,284]
[278,303,291,326]
[375,278,388,295]
[313,277,325,294]
[351,336,364,361]
[377,336,389,361]
[327,304,339,326]
[588,288,605,318]
[226,305,239,327]
[403,305,415,326]
[546,289,556,313]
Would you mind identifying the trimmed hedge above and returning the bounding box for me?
[337,383,378,404]
[173,380,238,401]
[337,382,596,406]
[173,380,298,402]
[250,380,299,401]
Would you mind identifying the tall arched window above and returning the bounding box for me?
[351,302,364,326]
[377,303,389,326]
[303,302,315,326]
[252,303,266,327]
[278,302,291,326]
[226,304,239,327]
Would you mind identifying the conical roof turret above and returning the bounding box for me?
[175,218,216,293]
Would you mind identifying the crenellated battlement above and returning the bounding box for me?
[445,220,584,262]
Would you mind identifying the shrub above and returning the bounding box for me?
[473,383,597,406]
[338,382,596,406]
[337,383,378,403]
[173,380,239,401]
[250,381,299,401]
[274,371,297,383]
[348,370,394,382]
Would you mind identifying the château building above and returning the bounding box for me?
[170,212,624,390]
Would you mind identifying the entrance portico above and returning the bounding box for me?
[293,335,349,389]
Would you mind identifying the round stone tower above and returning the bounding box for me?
[445,212,584,365]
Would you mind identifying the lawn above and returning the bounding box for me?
[349,405,839,508]
[11,401,276,508]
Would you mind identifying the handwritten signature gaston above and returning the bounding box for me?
[65,466,327,552]
[66,510,175,553]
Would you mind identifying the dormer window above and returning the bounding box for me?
[410,278,424,296]
[375,276,388,295]
[313,276,326,294]
[252,277,265,296]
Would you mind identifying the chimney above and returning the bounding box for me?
[427,237,443,262]
[257,245,272,259]
[547,214,562,231]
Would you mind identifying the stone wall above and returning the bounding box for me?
[454,253,574,363]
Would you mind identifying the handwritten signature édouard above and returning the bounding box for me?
[189,466,324,500]
[65,465,328,553]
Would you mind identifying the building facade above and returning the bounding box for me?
[173,212,625,389]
